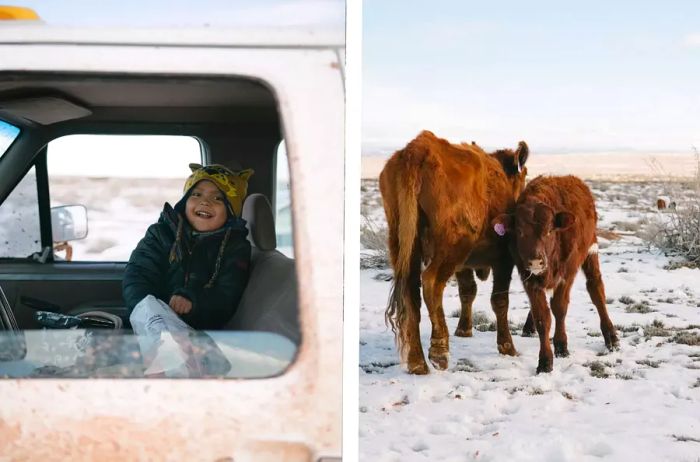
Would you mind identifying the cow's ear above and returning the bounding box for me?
[492,214,513,236]
[515,141,529,171]
[554,212,575,230]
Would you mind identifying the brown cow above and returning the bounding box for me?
[493,175,620,373]
[379,131,529,374]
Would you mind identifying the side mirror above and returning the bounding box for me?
[51,205,88,242]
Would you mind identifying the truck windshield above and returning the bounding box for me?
[0,120,20,157]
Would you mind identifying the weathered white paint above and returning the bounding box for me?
[0,25,344,48]
[0,24,343,460]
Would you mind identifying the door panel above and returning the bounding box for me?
[0,262,126,328]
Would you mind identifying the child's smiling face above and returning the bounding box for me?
[185,180,228,232]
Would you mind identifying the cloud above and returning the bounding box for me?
[225,0,345,27]
[362,77,700,154]
[682,33,700,47]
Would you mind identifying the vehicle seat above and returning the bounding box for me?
[225,194,300,344]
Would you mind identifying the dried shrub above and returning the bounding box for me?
[643,319,672,338]
[619,296,635,305]
[635,359,662,368]
[472,311,496,332]
[671,331,700,346]
[585,360,612,378]
[452,358,480,373]
[625,300,654,314]
[643,150,700,267]
[671,434,700,443]
[360,212,389,269]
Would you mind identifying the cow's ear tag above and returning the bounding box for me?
[494,222,506,236]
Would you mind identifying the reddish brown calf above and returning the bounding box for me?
[494,175,619,373]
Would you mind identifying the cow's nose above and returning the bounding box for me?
[528,258,546,274]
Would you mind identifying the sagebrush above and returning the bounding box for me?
[360,212,389,269]
[644,150,700,266]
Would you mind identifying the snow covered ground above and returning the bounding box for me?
[48,176,293,261]
[360,179,700,462]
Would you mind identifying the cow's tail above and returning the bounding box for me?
[380,154,422,363]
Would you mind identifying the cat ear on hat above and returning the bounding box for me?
[189,163,203,173]
[238,169,254,181]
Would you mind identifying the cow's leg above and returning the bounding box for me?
[422,257,459,370]
[581,252,619,351]
[403,236,429,375]
[455,268,476,337]
[551,278,574,357]
[524,285,553,373]
[403,285,428,374]
[522,311,536,337]
[491,262,517,356]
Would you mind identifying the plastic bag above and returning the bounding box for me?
[130,295,231,377]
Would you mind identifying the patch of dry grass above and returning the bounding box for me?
[625,300,655,314]
[473,311,496,332]
[584,360,612,378]
[643,150,700,266]
[671,331,700,346]
[360,212,389,269]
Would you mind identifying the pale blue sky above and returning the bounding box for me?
[363,0,700,153]
[16,0,343,27]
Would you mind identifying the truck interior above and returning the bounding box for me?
[0,71,300,378]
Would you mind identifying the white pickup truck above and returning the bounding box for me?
[0,6,344,461]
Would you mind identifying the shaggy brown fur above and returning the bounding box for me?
[494,175,619,373]
[380,130,529,374]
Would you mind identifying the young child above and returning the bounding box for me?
[123,163,254,330]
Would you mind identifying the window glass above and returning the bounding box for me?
[0,120,20,156]
[47,135,202,262]
[275,141,293,257]
[0,166,41,258]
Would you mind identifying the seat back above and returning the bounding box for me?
[226,194,300,344]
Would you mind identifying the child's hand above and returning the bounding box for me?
[169,295,192,314]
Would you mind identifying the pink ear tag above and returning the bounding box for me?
[494,223,506,236]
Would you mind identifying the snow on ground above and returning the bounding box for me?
[50,176,184,261]
[360,180,700,462]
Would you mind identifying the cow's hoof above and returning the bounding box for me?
[454,327,473,338]
[428,349,449,371]
[554,347,570,358]
[554,342,570,357]
[605,332,621,351]
[498,342,518,356]
[522,327,536,337]
[536,358,553,374]
[407,361,430,375]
